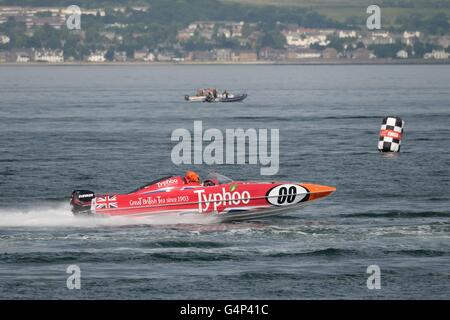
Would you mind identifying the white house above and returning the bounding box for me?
[0,34,10,44]
[217,27,232,39]
[113,51,127,62]
[156,52,174,62]
[396,50,408,59]
[215,48,232,62]
[65,8,105,16]
[34,49,64,63]
[144,52,155,62]
[338,30,357,38]
[177,23,197,41]
[230,21,245,38]
[105,23,128,29]
[424,50,449,60]
[365,31,395,45]
[403,31,421,38]
[285,32,329,48]
[403,31,420,45]
[16,53,30,63]
[87,51,106,62]
[290,49,321,59]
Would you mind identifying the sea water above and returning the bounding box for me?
[0,65,449,299]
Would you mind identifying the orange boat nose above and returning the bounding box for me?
[301,183,336,201]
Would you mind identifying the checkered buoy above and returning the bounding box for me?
[378,116,405,152]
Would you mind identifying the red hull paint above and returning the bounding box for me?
[82,175,336,219]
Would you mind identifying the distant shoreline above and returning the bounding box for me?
[1,59,449,66]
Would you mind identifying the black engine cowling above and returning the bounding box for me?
[70,190,95,215]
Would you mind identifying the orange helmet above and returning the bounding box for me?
[185,170,200,183]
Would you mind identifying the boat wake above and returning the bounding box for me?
[0,202,218,228]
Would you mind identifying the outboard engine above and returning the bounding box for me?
[184,95,189,101]
[70,190,95,215]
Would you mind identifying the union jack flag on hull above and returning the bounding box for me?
[95,195,118,209]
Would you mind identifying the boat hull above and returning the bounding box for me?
[218,93,247,102]
[185,95,206,102]
[184,93,247,103]
[81,181,335,222]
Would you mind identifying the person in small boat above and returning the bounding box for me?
[206,91,214,102]
[185,170,201,184]
[223,90,228,98]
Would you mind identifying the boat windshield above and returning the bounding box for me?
[128,175,174,193]
[205,172,234,184]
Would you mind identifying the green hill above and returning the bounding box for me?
[221,0,450,25]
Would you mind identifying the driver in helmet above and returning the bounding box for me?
[185,170,201,184]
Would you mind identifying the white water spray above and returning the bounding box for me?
[0,202,218,228]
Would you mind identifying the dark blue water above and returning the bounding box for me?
[0,65,449,299]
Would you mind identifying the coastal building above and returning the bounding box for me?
[396,50,408,59]
[134,49,148,61]
[132,32,143,39]
[112,7,127,13]
[2,49,32,62]
[82,8,105,16]
[435,36,450,49]
[303,49,321,59]
[133,49,155,62]
[217,27,232,39]
[291,48,321,59]
[177,27,196,41]
[0,6,105,17]
[0,34,10,44]
[186,50,215,62]
[145,52,155,62]
[156,51,176,62]
[27,6,106,16]
[232,50,258,62]
[424,50,449,60]
[178,21,248,41]
[100,31,117,41]
[105,23,128,29]
[130,6,150,12]
[402,31,421,45]
[338,30,357,39]
[200,29,214,40]
[322,47,338,59]
[0,6,22,16]
[258,47,287,61]
[230,21,245,38]
[215,48,232,62]
[244,30,262,47]
[112,6,148,13]
[284,30,329,48]
[180,21,216,41]
[34,49,64,63]
[16,52,31,62]
[403,31,420,38]
[0,51,7,63]
[26,16,66,29]
[113,51,127,62]
[363,31,395,45]
[2,13,66,30]
[350,48,375,60]
[86,51,106,62]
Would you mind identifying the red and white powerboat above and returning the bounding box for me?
[70,172,335,222]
